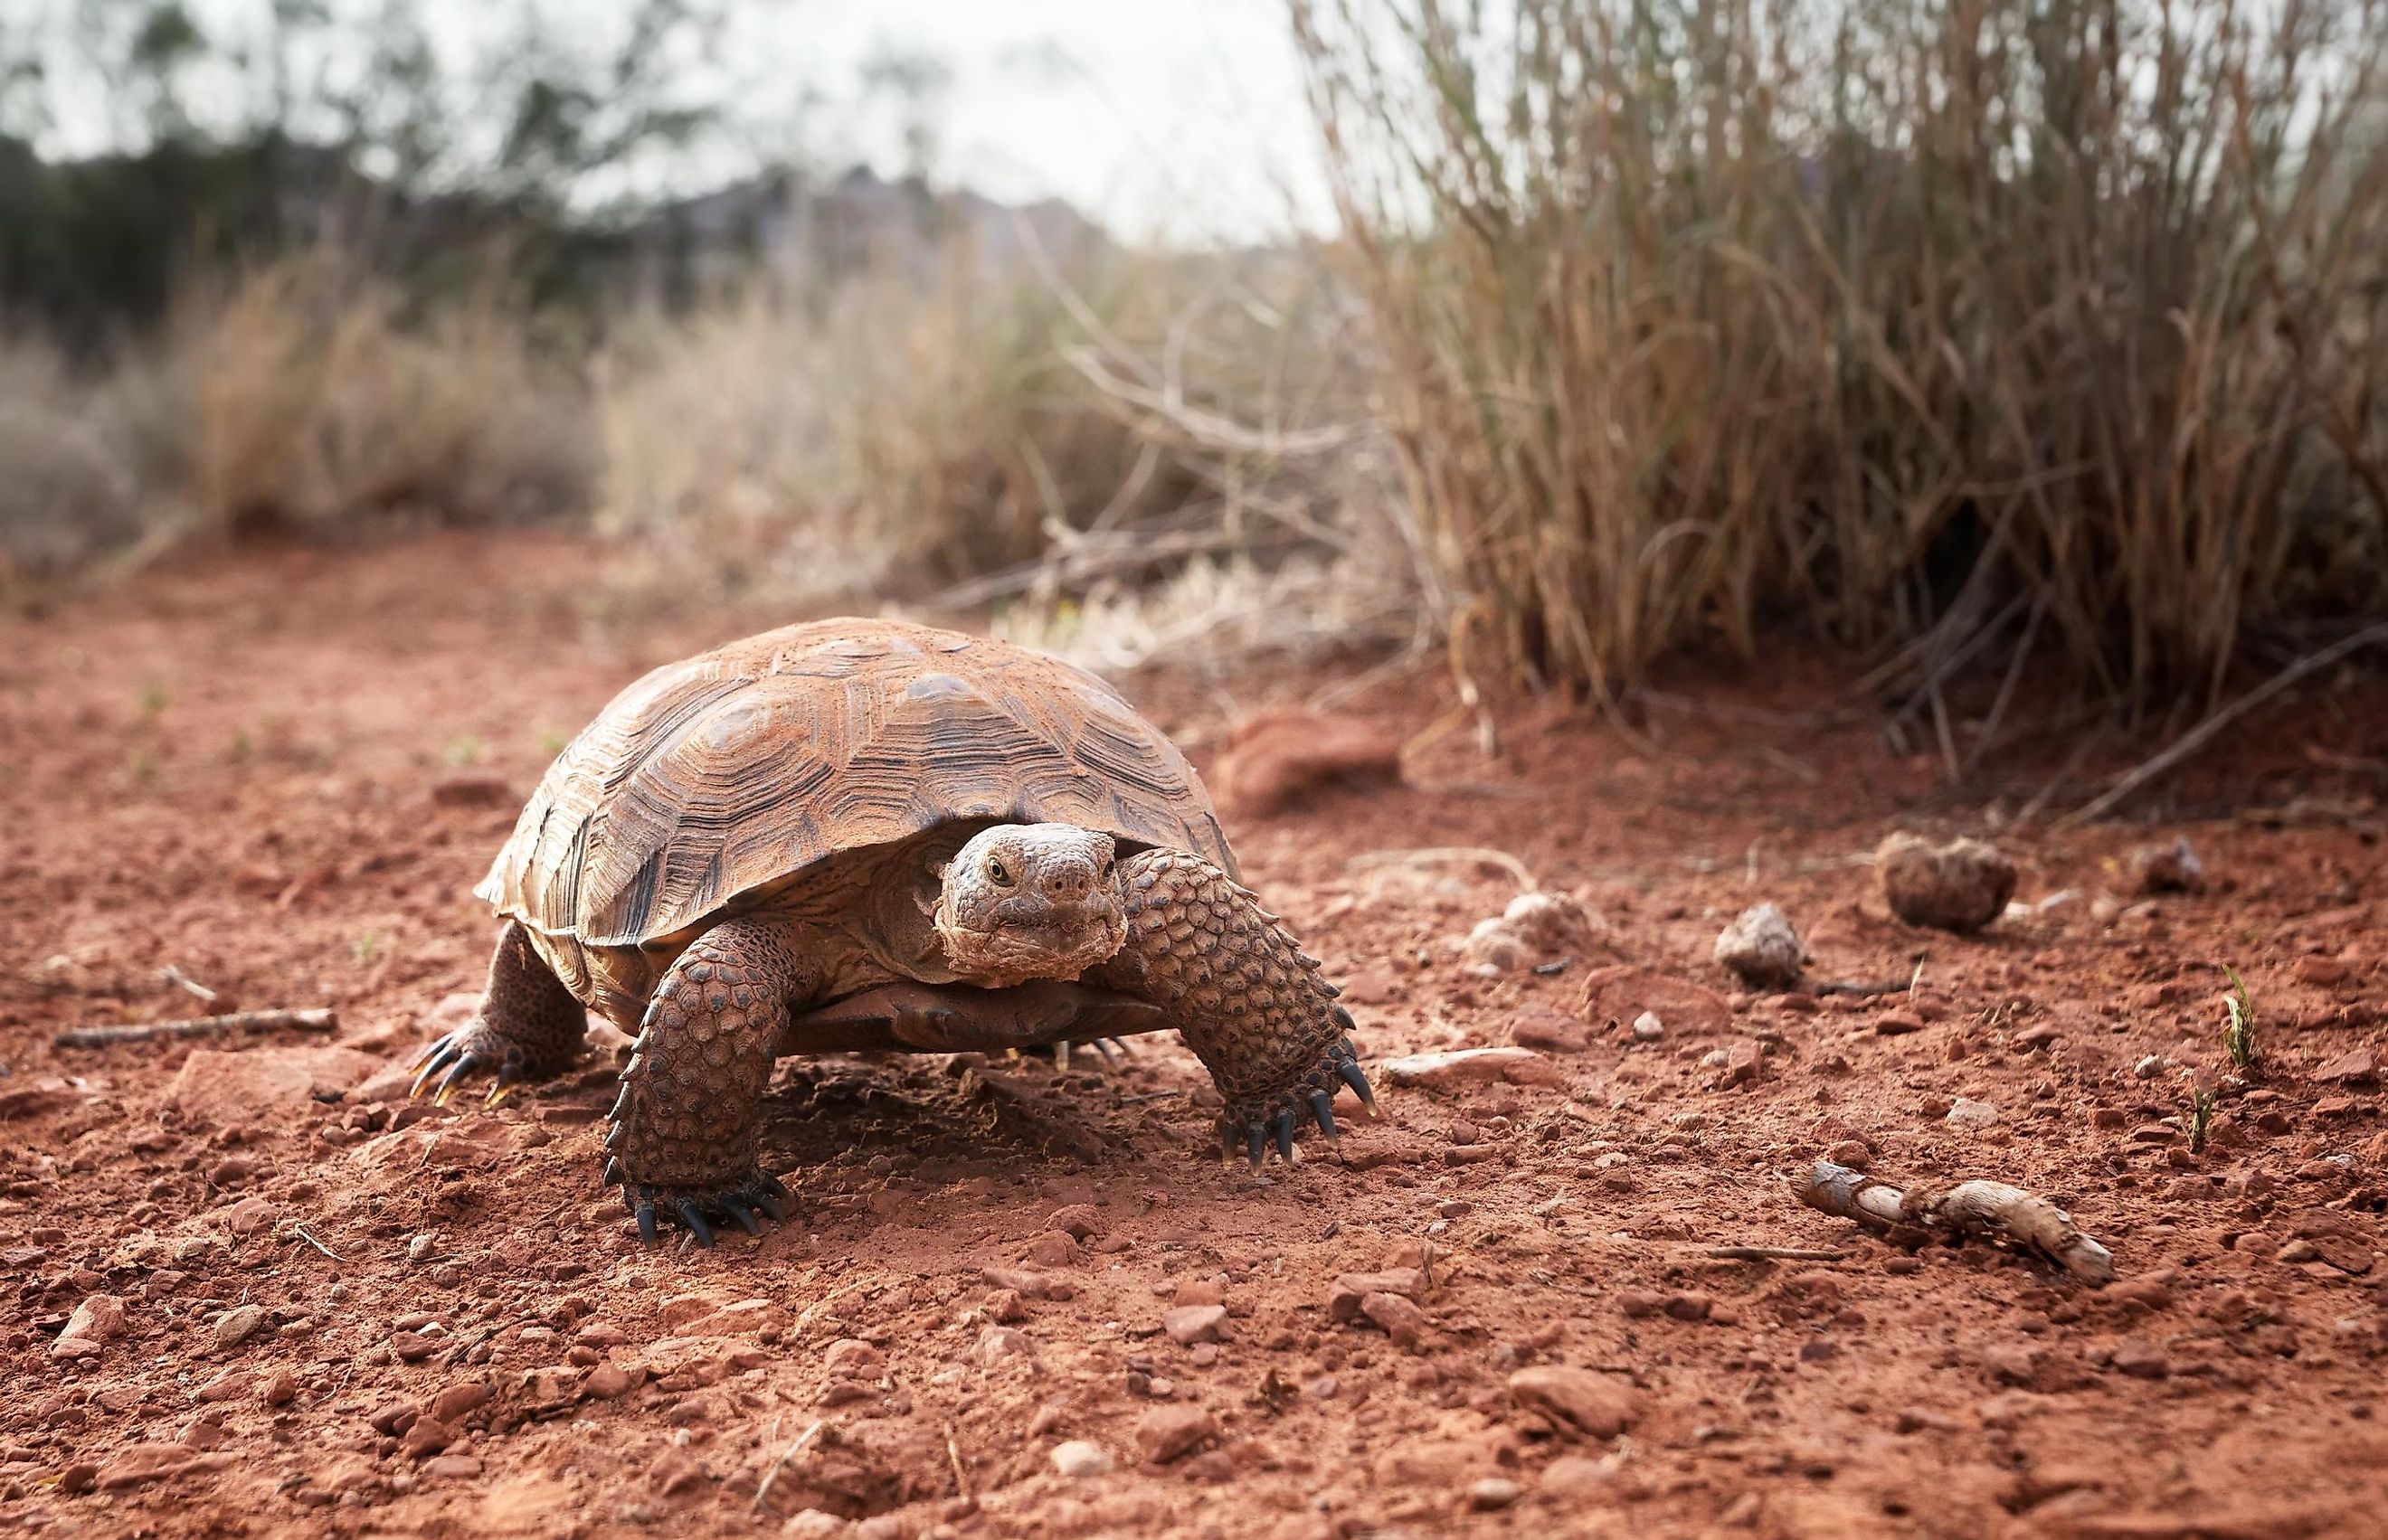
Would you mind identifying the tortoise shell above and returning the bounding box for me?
[478,619,1235,950]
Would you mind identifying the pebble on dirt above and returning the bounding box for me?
[1134,1404,1219,1464]
[2128,836,2205,894]
[1506,1365,1639,1441]
[51,1294,126,1358]
[1876,832,2018,933]
[1050,1440,1114,1478]
[1461,890,1600,973]
[1380,1047,1544,1088]
[1712,902,1806,988]
[1212,710,1402,814]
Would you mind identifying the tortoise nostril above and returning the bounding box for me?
[1041,865,1093,902]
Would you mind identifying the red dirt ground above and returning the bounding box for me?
[4,532,2387,1540]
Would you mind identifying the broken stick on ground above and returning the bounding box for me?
[1794,1160,2115,1286]
[53,1006,337,1049]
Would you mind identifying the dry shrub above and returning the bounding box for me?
[1294,0,2388,712]
[170,254,594,538]
[0,337,149,583]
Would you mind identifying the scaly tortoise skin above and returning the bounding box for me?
[411,619,1371,1246]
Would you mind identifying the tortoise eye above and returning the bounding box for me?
[986,856,1013,886]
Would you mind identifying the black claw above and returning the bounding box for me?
[433,1057,478,1101]
[635,1201,658,1245]
[1309,1091,1339,1141]
[758,1170,791,1201]
[1337,1058,1377,1111]
[675,1201,715,1249]
[1273,1108,1296,1162]
[752,1190,789,1223]
[602,1123,624,1153]
[602,1157,623,1187]
[1331,1004,1358,1034]
[718,1197,762,1236]
[1246,1124,1266,1171]
[408,1038,460,1098]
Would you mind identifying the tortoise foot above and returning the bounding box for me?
[613,1166,791,1249]
[409,1025,563,1108]
[1215,1032,1376,1171]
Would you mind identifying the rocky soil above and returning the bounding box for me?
[3,533,2386,1538]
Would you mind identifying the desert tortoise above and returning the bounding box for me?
[412,619,1371,1245]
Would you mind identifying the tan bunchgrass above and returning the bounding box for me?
[1292,0,2388,713]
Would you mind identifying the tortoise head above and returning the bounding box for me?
[933,824,1129,987]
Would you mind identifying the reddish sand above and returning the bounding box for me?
[2,533,2384,1539]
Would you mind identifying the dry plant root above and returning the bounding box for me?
[1794,1160,2114,1286]
[54,1007,336,1048]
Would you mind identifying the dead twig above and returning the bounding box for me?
[753,1418,831,1514]
[287,1226,345,1264]
[1702,1245,1850,1262]
[1794,1160,2114,1286]
[1813,977,1912,999]
[943,1422,972,1501]
[160,966,219,1004]
[53,1007,336,1049]
[1346,846,1539,891]
[2057,620,2388,828]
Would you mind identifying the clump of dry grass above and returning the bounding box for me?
[1294,0,2388,713]
[169,255,594,538]
[596,232,1420,640]
[0,337,150,583]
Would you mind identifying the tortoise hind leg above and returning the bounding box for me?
[412,921,589,1106]
[606,916,816,1247]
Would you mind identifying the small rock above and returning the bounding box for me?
[984,1289,1028,1324]
[1946,1098,2001,1130]
[1468,1477,1523,1511]
[1327,1268,1427,1322]
[976,1327,1036,1366]
[221,1195,277,1236]
[1172,1279,1225,1308]
[1050,1440,1113,1478]
[1712,903,1805,988]
[1824,1139,1871,1169]
[2317,1049,2379,1087]
[261,1371,300,1406]
[1134,1404,1218,1463]
[2111,1343,2169,1380]
[1046,1205,1106,1240]
[1361,1292,1429,1347]
[1509,1005,1589,1053]
[424,1455,483,1479]
[400,1416,457,1459]
[1630,1012,1664,1042]
[981,1266,1063,1299]
[580,1364,635,1399]
[195,1368,255,1403]
[1872,1012,1924,1036]
[1506,1365,1638,1440]
[368,1401,420,1435]
[1876,832,2017,933]
[1380,1047,1543,1087]
[407,1233,437,1261]
[2128,837,2204,894]
[784,1513,850,1539]
[1026,1231,1080,1269]
[1719,1040,1763,1088]
[2294,955,2353,987]
[52,1294,127,1357]
[213,1304,270,1350]
[823,1338,886,1380]
[430,1384,491,1422]
[1162,1305,1227,1346]
[1462,890,1602,972]
[1214,711,1401,815]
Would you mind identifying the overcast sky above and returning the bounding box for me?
[772,0,1337,245]
[9,0,1340,246]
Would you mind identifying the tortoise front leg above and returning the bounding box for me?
[1089,849,1373,1167]
[603,916,812,1247]
[412,921,588,1105]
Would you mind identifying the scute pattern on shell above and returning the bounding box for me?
[478,619,1235,946]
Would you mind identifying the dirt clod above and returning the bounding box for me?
[1507,1365,1637,1440]
[1876,833,2018,932]
[1713,902,1805,987]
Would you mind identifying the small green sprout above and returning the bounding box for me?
[354,931,382,967]
[443,736,486,768]
[2222,964,2256,1069]
[2187,1086,2217,1153]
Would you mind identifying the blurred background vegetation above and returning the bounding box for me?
[4,0,2385,738]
